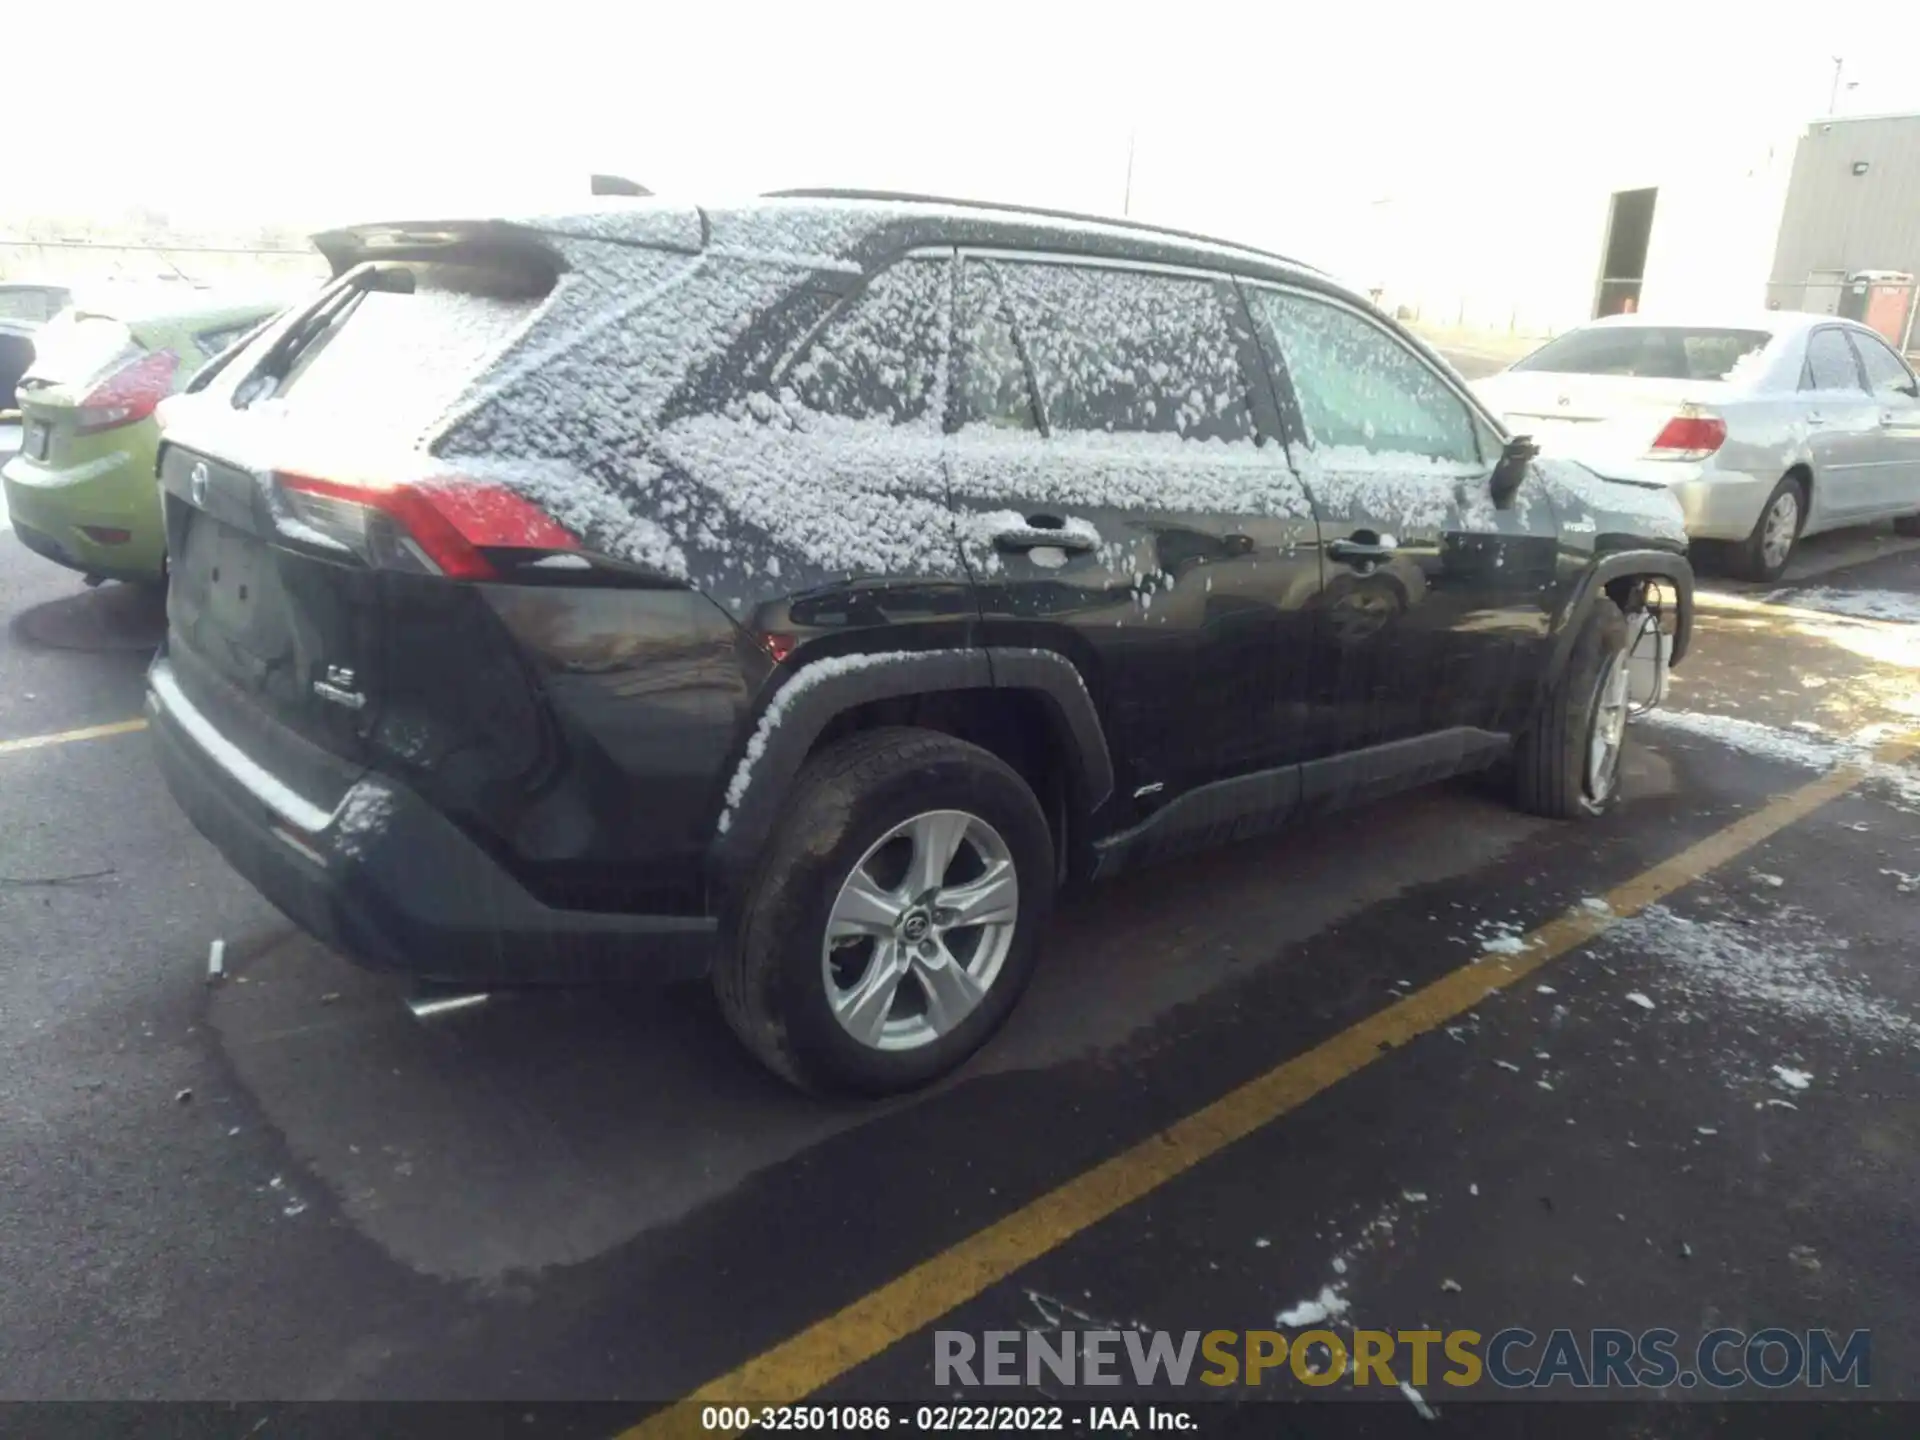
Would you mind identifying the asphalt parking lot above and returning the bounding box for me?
[4,413,1919,1429]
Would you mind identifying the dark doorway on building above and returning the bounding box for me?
[1594,187,1658,317]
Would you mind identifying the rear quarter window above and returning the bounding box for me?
[780,258,946,426]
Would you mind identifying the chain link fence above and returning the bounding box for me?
[0,239,327,291]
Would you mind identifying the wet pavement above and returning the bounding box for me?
[2,448,1918,1425]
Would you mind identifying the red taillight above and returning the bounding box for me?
[1648,414,1727,459]
[275,471,579,580]
[75,350,179,435]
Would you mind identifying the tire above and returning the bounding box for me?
[714,726,1055,1095]
[1728,473,1806,582]
[1894,514,1920,538]
[1512,598,1630,820]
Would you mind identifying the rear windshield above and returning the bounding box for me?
[0,287,66,324]
[1512,326,1771,381]
[252,260,549,443]
[24,312,141,386]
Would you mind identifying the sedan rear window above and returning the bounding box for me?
[1513,326,1770,381]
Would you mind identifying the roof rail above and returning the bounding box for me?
[763,188,1321,274]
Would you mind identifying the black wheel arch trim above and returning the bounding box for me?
[1547,548,1695,693]
[707,646,1114,885]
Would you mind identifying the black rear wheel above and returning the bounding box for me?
[715,727,1054,1095]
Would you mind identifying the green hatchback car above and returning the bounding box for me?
[3,288,291,583]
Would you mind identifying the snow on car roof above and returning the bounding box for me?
[494,193,1332,287]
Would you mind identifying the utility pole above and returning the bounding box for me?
[1829,56,1846,115]
[1122,129,1137,217]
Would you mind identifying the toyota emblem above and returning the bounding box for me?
[189,461,211,508]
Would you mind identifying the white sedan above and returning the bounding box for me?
[1472,312,1920,580]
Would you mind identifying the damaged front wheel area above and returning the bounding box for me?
[1513,598,1632,819]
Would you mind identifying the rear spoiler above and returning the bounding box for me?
[311,206,706,280]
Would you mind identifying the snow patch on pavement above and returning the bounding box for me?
[1276,1284,1351,1328]
[1641,709,1842,769]
[1399,1380,1438,1420]
[1470,919,1535,957]
[1641,709,1920,812]
[1766,586,1920,624]
[1606,904,1917,1047]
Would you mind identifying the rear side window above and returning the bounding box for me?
[1251,289,1480,465]
[954,260,1041,432]
[987,259,1254,442]
[1803,329,1864,392]
[1513,326,1770,381]
[784,258,945,425]
[1850,331,1916,398]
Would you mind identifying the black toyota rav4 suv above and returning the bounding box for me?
[147,192,1695,1094]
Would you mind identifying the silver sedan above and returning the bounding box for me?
[1472,312,1920,580]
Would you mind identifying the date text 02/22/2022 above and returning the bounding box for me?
[698,1404,1197,1431]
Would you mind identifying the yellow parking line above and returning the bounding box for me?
[0,718,148,757]
[621,731,1918,1437]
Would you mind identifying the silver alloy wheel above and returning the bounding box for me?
[1585,652,1632,805]
[1761,489,1799,571]
[821,809,1020,1052]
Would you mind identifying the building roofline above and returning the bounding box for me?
[1805,109,1920,129]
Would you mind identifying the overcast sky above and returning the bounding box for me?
[15,0,1920,266]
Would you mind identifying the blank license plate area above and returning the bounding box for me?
[176,511,288,666]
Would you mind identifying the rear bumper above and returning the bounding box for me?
[2,453,167,580]
[146,653,717,986]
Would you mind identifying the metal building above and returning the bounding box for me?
[1768,112,1920,348]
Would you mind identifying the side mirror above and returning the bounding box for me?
[1490,436,1539,509]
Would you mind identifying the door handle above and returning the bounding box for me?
[992,516,1097,554]
[1327,536,1396,566]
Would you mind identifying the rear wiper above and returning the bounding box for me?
[234,264,414,407]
